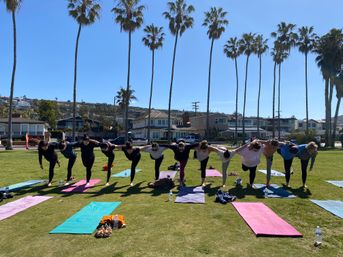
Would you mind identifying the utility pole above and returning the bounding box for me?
[192,101,200,116]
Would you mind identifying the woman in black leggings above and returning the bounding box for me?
[74,135,99,186]
[100,142,116,186]
[59,140,77,185]
[118,141,141,186]
[38,141,60,186]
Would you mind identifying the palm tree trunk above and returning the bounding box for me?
[329,79,334,147]
[125,30,132,142]
[305,52,309,135]
[272,61,276,138]
[242,55,250,144]
[147,50,155,144]
[325,78,329,147]
[72,24,82,142]
[277,63,281,140]
[332,94,341,144]
[234,57,239,145]
[6,11,17,150]
[257,54,262,138]
[167,31,179,143]
[206,38,215,139]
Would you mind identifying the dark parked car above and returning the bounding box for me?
[109,136,125,145]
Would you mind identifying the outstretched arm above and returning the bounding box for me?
[234,144,248,153]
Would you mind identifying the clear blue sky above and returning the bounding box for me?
[0,0,342,119]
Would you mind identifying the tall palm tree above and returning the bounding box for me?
[315,29,343,147]
[112,0,145,141]
[163,0,194,142]
[3,0,21,150]
[254,34,268,138]
[68,0,101,141]
[296,26,318,135]
[142,24,165,143]
[332,73,343,141]
[224,37,242,144]
[271,22,297,139]
[239,33,255,144]
[116,86,137,134]
[203,7,228,139]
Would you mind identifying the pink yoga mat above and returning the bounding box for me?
[206,169,222,177]
[0,195,52,221]
[159,171,177,179]
[61,179,101,193]
[231,202,302,237]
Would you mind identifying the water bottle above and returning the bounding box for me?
[5,186,9,194]
[169,190,173,202]
[315,226,322,246]
[264,187,268,198]
[236,177,242,186]
[113,215,119,230]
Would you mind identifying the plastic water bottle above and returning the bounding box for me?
[315,226,322,246]
[236,177,242,186]
[264,187,268,198]
[113,215,119,230]
[169,190,173,202]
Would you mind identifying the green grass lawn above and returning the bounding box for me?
[0,149,342,257]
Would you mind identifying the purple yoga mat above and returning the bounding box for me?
[206,169,222,177]
[61,179,101,193]
[159,171,177,179]
[0,195,52,221]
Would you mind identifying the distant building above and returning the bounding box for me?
[15,100,31,110]
[57,116,103,132]
[190,113,229,136]
[296,119,326,135]
[0,118,48,138]
[131,110,198,140]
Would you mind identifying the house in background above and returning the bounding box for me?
[0,118,48,138]
[131,110,198,140]
[57,116,103,138]
[190,113,229,137]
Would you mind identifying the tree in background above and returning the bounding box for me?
[163,0,194,142]
[296,26,318,135]
[254,34,268,138]
[115,86,137,135]
[38,100,59,129]
[203,6,228,139]
[3,0,22,150]
[224,37,242,144]
[142,24,165,143]
[239,32,256,144]
[112,0,145,141]
[67,0,101,141]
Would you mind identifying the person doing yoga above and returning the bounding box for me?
[141,142,167,181]
[38,141,60,186]
[100,142,116,186]
[59,140,77,185]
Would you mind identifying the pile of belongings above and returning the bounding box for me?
[168,162,180,171]
[94,214,126,238]
[0,191,13,202]
[215,189,236,204]
[148,178,175,190]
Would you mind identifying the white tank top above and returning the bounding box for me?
[197,149,210,161]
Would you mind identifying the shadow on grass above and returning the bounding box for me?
[282,184,312,199]
[228,184,265,199]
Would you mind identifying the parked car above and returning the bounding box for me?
[132,138,148,146]
[179,135,200,144]
[109,136,125,145]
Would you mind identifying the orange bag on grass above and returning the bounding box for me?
[100,214,126,228]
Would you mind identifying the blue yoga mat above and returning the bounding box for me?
[311,200,343,219]
[112,169,142,177]
[49,202,121,234]
[255,184,296,198]
[0,180,44,192]
[175,186,205,204]
[326,181,343,188]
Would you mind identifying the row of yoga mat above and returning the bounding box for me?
[1,195,342,236]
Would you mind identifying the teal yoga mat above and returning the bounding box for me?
[49,202,121,234]
[0,180,44,192]
[112,169,142,177]
[310,200,343,219]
